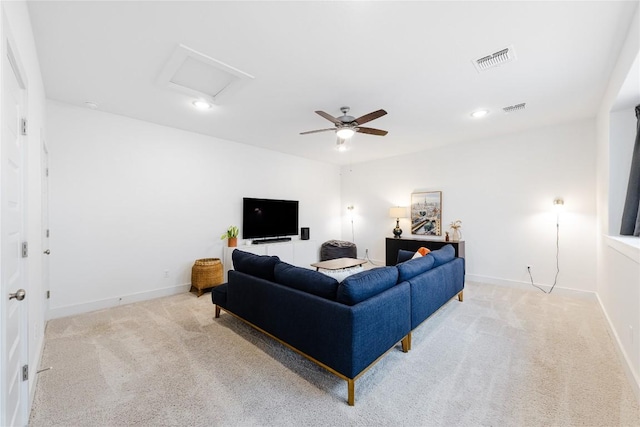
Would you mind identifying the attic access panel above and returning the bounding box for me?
[157,44,254,103]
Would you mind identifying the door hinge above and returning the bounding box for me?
[46,229,50,238]
[45,168,49,177]
[22,365,28,381]
[20,118,27,136]
[22,242,28,258]
[46,290,50,299]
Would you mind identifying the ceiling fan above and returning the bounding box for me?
[300,106,388,139]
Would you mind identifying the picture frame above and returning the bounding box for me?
[411,191,442,236]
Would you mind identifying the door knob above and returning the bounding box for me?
[43,250,50,255]
[9,289,25,301]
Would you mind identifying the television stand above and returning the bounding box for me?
[252,237,292,245]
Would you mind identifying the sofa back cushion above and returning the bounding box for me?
[397,249,415,264]
[337,266,399,306]
[274,262,339,300]
[232,250,280,281]
[431,244,455,267]
[397,254,435,282]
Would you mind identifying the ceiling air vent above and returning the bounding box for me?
[503,103,526,113]
[472,45,516,72]
[157,44,254,104]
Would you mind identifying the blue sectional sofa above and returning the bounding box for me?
[212,244,464,405]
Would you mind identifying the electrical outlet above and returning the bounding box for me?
[164,270,170,278]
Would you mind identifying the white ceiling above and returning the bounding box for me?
[27,1,639,166]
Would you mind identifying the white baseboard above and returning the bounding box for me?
[46,283,191,320]
[595,293,640,403]
[465,274,597,299]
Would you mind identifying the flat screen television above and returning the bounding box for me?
[242,197,299,240]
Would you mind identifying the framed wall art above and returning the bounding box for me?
[411,191,442,236]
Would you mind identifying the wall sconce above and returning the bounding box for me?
[553,197,564,211]
[389,207,407,239]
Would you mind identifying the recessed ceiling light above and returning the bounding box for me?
[192,100,212,110]
[470,109,489,118]
[84,101,98,109]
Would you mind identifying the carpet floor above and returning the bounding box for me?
[29,282,640,426]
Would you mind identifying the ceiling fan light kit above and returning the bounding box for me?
[301,106,388,143]
[336,139,348,151]
[336,127,355,139]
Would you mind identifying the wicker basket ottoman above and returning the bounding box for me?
[190,258,223,297]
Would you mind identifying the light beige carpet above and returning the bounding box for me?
[29,282,640,426]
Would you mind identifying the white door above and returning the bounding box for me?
[1,36,28,427]
[42,142,49,312]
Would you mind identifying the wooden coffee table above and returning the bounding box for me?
[311,258,367,271]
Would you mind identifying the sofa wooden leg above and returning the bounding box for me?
[215,305,221,318]
[402,333,411,352]
[458,290,464,302]
[347,379,355,406]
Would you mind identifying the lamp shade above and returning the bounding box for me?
[389,207,406,218]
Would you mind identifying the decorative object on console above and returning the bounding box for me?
[220,225,239,247]
[449,220,462,241]
[389,206,406,238]
[445,231,450,241]
[411,191,442,236]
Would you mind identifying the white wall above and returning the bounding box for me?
[1,0,48,413]
[341,119,597,293]
[595,3,640,399]
[47,101,341,318]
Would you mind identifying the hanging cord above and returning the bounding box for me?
[364,249,379,266]
[351,216,355,243]
[528,215,560,294]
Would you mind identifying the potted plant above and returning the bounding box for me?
[221,225,239,247]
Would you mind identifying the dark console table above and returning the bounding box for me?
[385,237,465,266]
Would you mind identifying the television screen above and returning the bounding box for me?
[242,198,299,239]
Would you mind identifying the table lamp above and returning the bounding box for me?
[389,207,406,238]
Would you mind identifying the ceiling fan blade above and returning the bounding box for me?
[300,128,336,135]
[357,127,388,136]
[315,111,343,125]
[354,109,387,125]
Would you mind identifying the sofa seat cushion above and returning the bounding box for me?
[212,283,228,307]
[431,244,455,267]
[337,266,399,306]
[274,262,339,300]
[397,254,435,282]
[232,250,280,281]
